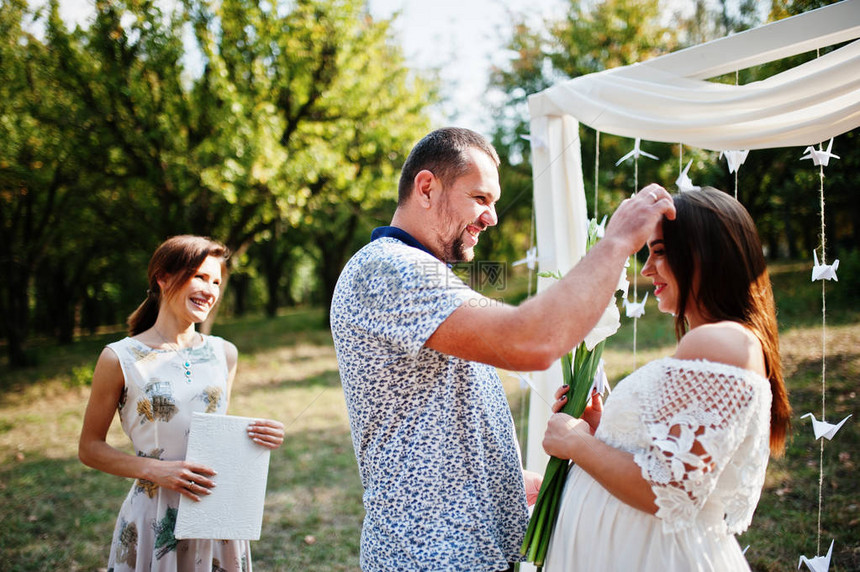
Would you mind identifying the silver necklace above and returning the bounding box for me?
[154,327,197,383]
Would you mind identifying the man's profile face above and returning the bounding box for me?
[434,148,500,263]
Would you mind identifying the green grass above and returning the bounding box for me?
[1,262,858,570]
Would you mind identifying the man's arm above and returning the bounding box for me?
[426,185,674,371]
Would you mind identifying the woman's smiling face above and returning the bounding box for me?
[160,255,223,323]
[641,225,678,316]
[641,223,706,328]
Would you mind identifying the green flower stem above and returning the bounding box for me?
[521,339,607,569]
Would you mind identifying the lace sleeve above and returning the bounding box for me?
[632,360,762,532]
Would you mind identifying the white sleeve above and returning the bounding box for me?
[632,362,761,532]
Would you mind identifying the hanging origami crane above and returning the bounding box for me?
[619,259,631,298]
[676,160,701,192]
[520,134,547,151]
[513,246,541,271]
[798,539,834,572]
[801,413,852,440]
[811,250,839,281]
[623,291,648,319]
[615,138,659,166]
[719,150,750,174]
[517,372,533,391]
[595,215,608,239]
[800,138,840,167]
[588,359,610,396]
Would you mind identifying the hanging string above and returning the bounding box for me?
[734,70,740,199]
[526,208,537,300]
[594,131,601,218]
[734,167,739,200]
[632,154,639,369]
[518,207,539,449]
[816,159,827,555]
[811,47,826,557]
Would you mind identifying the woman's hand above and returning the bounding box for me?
[147,460,217,502]
[550,385,569,413]
[543,413,593,461]
[523,469,543,506]
[247,419,285,449]
[551,386,603,434]
[581,391,603,433]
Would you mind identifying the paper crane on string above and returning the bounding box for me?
[615,138,658,166]
[676,160,701,192]
[800,413,852,440]
[588,359,610,396]
[811,251,839,281]
[798,539,834,572]
[517,372,533,391]
[800,138,840,167]
[592,215,608,238]
[624,291,648,319]
[520,134,547,151]
[720,150,749,174]
[513,247,544,271]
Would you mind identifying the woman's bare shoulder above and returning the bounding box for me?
[674,321,765,376]
[221,338,238,369]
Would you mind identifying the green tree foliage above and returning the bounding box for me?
[188,0,433,315]
[0,0,434,367]
[0,0,120,364]
[0,0,54,366]
[486,0,680,271]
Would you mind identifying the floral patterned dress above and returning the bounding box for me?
[105,335,251,572]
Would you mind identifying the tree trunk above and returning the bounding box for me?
[2,270,32,368]
[265,271,280,318]
[259,232,289,318]
[4,327,28,368]
[318,211,360,324]
[231,273,250,317]
[81,292,101,336]
[783,205,797,260]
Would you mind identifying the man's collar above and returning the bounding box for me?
[371,226,435,257]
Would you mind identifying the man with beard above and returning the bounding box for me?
[329,127,674,571]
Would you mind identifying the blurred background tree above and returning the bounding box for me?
[1,0,856,369]
[0,0,433,365]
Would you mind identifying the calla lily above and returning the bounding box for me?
[522,217,625,569]
[585,300,621,351]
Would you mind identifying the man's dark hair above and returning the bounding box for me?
[397,127,500,205]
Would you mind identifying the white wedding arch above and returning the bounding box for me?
[522,1,860,568]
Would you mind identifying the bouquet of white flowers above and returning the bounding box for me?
[520,218,628,570]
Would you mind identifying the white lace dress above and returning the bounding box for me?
[544,357,772,572]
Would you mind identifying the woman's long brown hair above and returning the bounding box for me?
[127,235,230,336]
[662,187,790,455]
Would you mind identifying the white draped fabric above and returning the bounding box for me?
[522,0,860,521]
[528,1,860,151]
[523,114,588,473]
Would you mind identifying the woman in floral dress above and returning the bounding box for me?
[542,188,791,571]
[79,235,285,571]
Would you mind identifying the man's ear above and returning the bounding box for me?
[413,169,439,209]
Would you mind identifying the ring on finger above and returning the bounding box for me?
[647,191,658,202]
